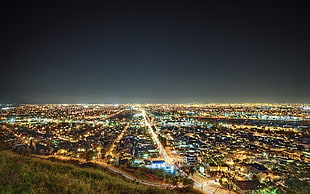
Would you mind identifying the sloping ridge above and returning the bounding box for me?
[0,151,174,194]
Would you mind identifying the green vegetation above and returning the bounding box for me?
[86,149,97,161]
[0,151,175,194]
[157,134,167,147]
[285,177,310,194]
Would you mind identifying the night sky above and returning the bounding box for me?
[1,1,309,104]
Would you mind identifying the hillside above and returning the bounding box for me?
[0,151,176,194]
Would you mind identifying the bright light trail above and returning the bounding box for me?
[141,108,172,165]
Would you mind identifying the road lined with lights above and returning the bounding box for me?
[105,122,130,158]
[141,107,234,194]
[141,108,172,164]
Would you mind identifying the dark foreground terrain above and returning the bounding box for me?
[0,151,179,194]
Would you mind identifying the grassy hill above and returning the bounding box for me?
[0,151,176,194]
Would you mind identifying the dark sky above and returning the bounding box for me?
[1,1,309,104]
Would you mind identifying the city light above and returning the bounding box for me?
[1,103,309,193]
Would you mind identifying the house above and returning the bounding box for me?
[184,154,198,165]
[245,163,269,181]
[245,163,267,174]
[233,180,262,193]
[208,163,229,172]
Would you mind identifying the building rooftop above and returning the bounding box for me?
[235,180,261,191]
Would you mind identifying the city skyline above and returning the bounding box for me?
[1,103,309,193]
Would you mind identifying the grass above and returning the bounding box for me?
[0,151,176,194]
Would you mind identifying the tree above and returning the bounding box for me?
[86,150,97,161]
[285,177,310,194]
[252,174,260,181]
[164,173,172,182]
[188,166,196,175]
[183,177,194,188]
[13,144,30,155]
[172,176,178,186]
[0,136,11,150]
[257,186,281,194]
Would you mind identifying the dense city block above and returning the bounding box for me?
[1,103,309,193]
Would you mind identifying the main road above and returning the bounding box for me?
[140,107,235,194]
[105,122,130,158]
[141,108,172,164]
